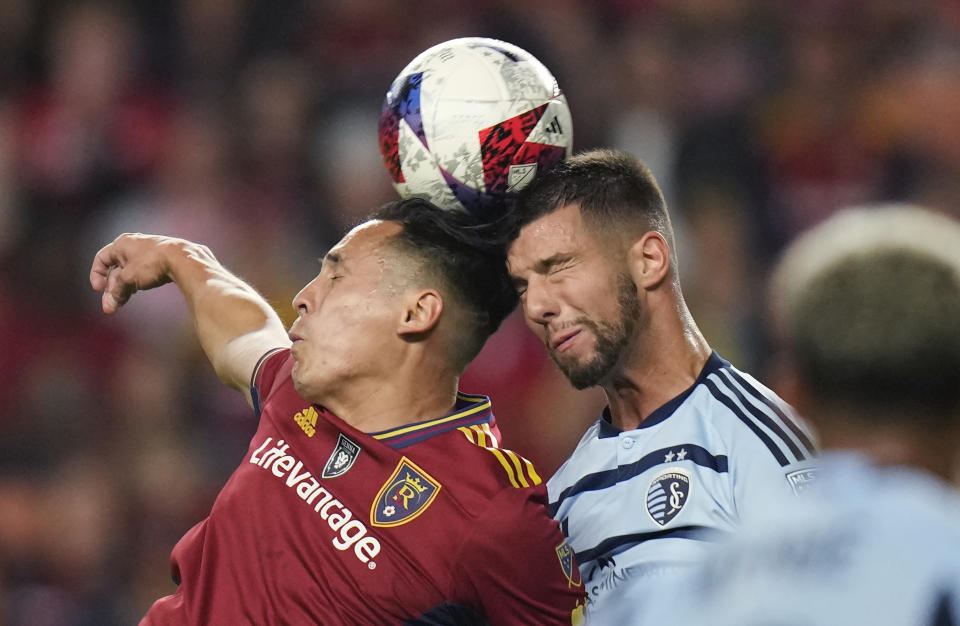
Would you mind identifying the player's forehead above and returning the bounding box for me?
[329,220,403,262]
[507,204,598,270]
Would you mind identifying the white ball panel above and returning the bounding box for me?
[524,97,574,151]
[394,117,459,211]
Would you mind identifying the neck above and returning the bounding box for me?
[321,363,460,434]
[604,298,711,431]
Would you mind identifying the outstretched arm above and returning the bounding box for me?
[90,233,291,404]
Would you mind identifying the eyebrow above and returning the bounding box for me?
[321,251,342,267]
[532,253,573,274]
[509,253,574,290]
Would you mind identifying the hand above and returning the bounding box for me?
[89,233,182,314]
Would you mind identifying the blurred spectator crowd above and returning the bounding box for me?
[0,0,959,623]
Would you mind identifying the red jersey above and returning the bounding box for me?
[142,349,586,625]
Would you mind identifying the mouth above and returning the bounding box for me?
[550,328,582,352]
[288,332,304,359]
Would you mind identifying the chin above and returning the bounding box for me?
[556,353,614,390]
[292,373,331,405]
[291,374,310,398]
[564,370,602,390]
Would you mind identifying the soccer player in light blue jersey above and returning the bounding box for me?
[506,149,817,615]
[599,204,960,625]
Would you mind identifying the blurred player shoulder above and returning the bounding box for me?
[636,456,960,626]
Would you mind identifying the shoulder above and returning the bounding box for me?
[721,462,960,585]
[636,460,960,625]
[252,348,292,404]
[450,423,546,495]
[858,464,960,547]
[694,359,817,469]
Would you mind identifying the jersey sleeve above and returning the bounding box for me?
[250,347,290,414]
[458,487,586,625]
[729,400,819,522]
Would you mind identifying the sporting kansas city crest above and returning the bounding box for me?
[646,469,691,526]
[371,457,441,527]
[322,434,361,479]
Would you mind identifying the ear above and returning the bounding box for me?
[626,231,671,290]
[397,289,444,336]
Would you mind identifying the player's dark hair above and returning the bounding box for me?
[791,251,960,417]
[371,197,518,371]
[508,149,676,266]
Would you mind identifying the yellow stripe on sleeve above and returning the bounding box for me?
[458,423,543,489]
[489,449,521,488]
[480,422,499,448]
[471,424,487,447]
[522,456,543,486]
[458,426,475,444]
[504,450,531,488]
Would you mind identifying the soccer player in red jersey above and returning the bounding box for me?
[89,198,586,625]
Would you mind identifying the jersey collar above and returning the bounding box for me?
[370,392,494,450]
[598,351,729,438]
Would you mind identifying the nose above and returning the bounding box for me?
[292,275,322,316]
[522,276,558,326]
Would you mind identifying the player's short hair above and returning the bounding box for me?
[509,148,676,266]
[770,205,960,418]
[371,197,518,371]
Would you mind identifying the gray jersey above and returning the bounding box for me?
[547,352,817,615]
[594,453,960,625]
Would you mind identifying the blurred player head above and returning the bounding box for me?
[769,204,960,478]
[289,197,517,402]
[505,149,684,389]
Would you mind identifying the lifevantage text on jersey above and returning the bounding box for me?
[249,437,382,568]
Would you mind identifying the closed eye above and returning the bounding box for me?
[320,251,343,280]
[511,278,527,297]
[534,253,576,276]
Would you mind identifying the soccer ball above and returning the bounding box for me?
[378,37,573,219]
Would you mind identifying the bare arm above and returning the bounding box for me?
[90,233,291,404]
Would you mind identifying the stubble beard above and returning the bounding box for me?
[550,274,642,390]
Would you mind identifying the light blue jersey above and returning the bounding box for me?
[547,352,817,614]
[594,453,960,626]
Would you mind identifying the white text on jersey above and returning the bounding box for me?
[250,437,381,567]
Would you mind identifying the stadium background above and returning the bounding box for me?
[0,0,958,623]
